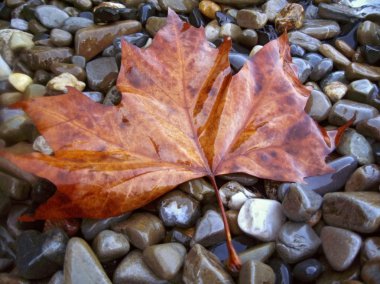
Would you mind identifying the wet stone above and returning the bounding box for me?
[324,81,348,102]
[237,9,267,30]
[275,3,304,34]
[345,164,380,192]
[323,191,380,233]
[363,45,380,65]
[113,250,167,284]
[346,79,375,104]
[94,6,121,24]
[0,171,30,201]
[282,183,323,222]
[219,173,258,187]
[361,260,380,284]
[35,5,69,29]
[86,57,118,93]
[182,244,234,284]
[179,178,214,202]
[189,8,206,28]
[262,0,287,22]
[215,11,235,26]
[317,3,359,23]
[24,46,73,71]
[357,116,380,141]
[357,21,380,46]
[112,212,165,250]
[24,84,46,100]
[238,29,258,48]
[293,258,323,283]
[157,190,200,228]
[10,18,28,31]
[192,209,225,247]
[276,222,321,264]
[239,242,276,265]
[83,91,104,103]
[346,63,380,81]
[320,70,348,89]
[238,260,275,284]
[299,19,340,40]
[199,1,221,19]
[62,17,93,33]
[209,236,255,263]
[0,55,11,80]
[9,31,34,51]
[33,134,53,155]
[205,19,220,42]
[288,31,321,52]
[268,258,292,284]
[143,243,186,280]
[103,86,121,106]
[290,44,305,57]
[158,0,197,13]
[50,29,72,47]
[321,226,362,271]
[50,62,86,82]
[305,90,332,122]
[49,270,63,284]
[46,73,85,95]
[16,229,68,280]
[64,237,111,284]
[329,99,379,127]
[92,230,130,263]
[219,23,242,41]
[361,237,380,262]
[309,58,333,82]
[81,212,130,240]
[319,44,351,69]
[257,25,277,45]
[337,129,374,165]
[292,57,312,83]
[114,33,149,50]
[8,73,32,93]
[146,17,166,37]
[219,181,256,210]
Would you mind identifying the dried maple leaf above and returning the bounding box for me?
[1,10,347,271]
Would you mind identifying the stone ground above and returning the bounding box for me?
[0,0,380,283]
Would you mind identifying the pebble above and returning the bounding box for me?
[112,212,165,250]
[337,129,375,165]
[62,17,93,33]
[321,226,362,271]
[33,135,53,155]
[219,181,256,210]
[24,83,46,99]
[290,44,305,57]
[305,90,332,122]
[320,70,348,89]
[179,178,215,202]
[8,73,32,92]
[319,44,351,69]
[226,210,242,235]
[316,260,361,284]
[146,17,166,37]
[215,11,235,26]
[276,222,321,263]
[205,19,220,42]
[182,244,234,284]
[288,31,321,52]
[9,31,34,51]
[292,57,312,83]
[229,52,249,72]
[48,270,64,284]
[293,258,323,283]
[323,191,380,233]
[157,190,200,228]
[50,29,72,47]
[35,5,69,29]
[24,46,74,71]
[309,58,333,81]
[239,242,276,264]
[236,9,268,30]
[346,79,375,104]
[329,99,379,127]
[324,81,348,102]
[64,237,111,284]
[299,19,340,40]
[357,116,380,141]
[199,1,221,19]
[363,45,380,65]
[158,0,198,13]
[189,8,206,28]
[0,91,22,106]
[10,18,28,31]
[274,3,304,34]
[192,209,225,247]
[46,73,86,95]
[238,199,285,241]
[238,29,258,48]
[220,173,258,187]
[238,260,275,284]
[143,243,186,280]
[262,0,287,22]
[75,20,142,61]
[209,236,255,263]
[268,258,292,284]
[81,212,130,240]
[113,250,167,284]
[346,63,380,81]
[16,229,68,279]
[357,21,380,46]
[219,23,242,41]
[0,55,11,80]
[50,62,86,82]
[361,260,380,284]
[92,230,130,263]
[282,183,323,222]
[86,57,118,93]
[345,164,380,192]
[361,237,380,262]
[138,3,156,26]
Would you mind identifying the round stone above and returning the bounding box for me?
[50,29,73,47]
[8,73,33,92]
[35,5,69,29]
[293,258,323,283]
[92,230,130,263]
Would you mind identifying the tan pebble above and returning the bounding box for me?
[8,73,33,92]
[46,72,85,94]
[275,3,304,34]
[249,45,263,57]
[323,81,348,102]
[199,1,221,19]
[0,92,23,106]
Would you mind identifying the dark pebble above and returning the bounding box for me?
[189,8,206,28]
[290,44,305,57]
[103,86,121,106]
[364,45,380,65]
[209,236,255,263]
[139,3,156,25]
[373,142,380,164]
[94,7,121,24]
[257,25,277,45]
[113,33,149,50]
[0,3,12,21]
[31,178,56,204]
[215,11,235,26]
[229,52,249,72]
[119,8,138,21]
[268,258,292,284]
[86,57,118,93]
[293,258,322,283]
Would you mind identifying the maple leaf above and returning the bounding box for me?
[0,10,347,271]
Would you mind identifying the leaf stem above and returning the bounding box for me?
[208,175,242,272]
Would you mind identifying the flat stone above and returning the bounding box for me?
[219,181,256,210]
[329,99,379,127]
[237,9,268,30]
[238,260,275,284]
[24,84,46,100]
[92,230,130,263]
[16,229,68,280]
[238,29,258,48]
[288,31,321,52]
[321,226,362,271]
[219,173,258,187]
[35,5,69,29]
[111,212,165,250]
[318,3,359,23]
[299,19,340,40]
[276,222,321,264]
[192,210,225,247]
[64,237,111,284]
[305,90,331,122]
[9,31,34,51]
[282,184,323,222]
[157,190,200,228]
[323,192,380,233]
[113,250,167,284]
[62,17,94,33]
[346,63,380,81]
[75,20,141,61]
[319,44,351,69]
[345,164,380,192]
[158,0,198,13]
[86,57,118,93]
[23,46,74,71]
[143,243,186,280]
[239,242,276,264]
[182,244,234,284]
[50,62,86,82]
[361,260,380,284]
[337,129,374,165]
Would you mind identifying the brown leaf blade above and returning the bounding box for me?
[2,11,338,221]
